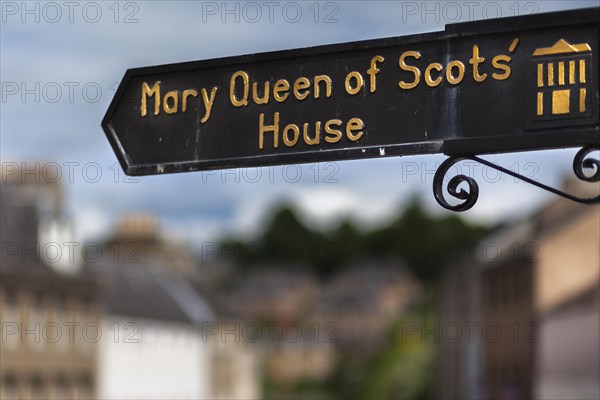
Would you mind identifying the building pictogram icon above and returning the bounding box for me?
[532,39,591,118]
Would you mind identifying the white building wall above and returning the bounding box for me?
[212,336,261,400]
[97,316,213,400]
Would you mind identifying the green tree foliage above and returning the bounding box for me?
[363,200,488,281]
[260,207,329,270]
[216,197,489,282]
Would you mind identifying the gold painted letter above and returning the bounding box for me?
[345,71,364,95]
[470,45,488,82]
[346,118,364,141]
[252,81,270,105]
[182,89,198,112]
[259,112,279,150]
[324,119,342,143]
[293,77,311,101]
[398,51,421,90]
[367,56,385,93]
[425,63,443,87]
[273,79,290,102]
[314,75,332,99]
[303,122,321,145]
[141,81,161,116]
[230,71,249,107]
[163,90,179,114]
[200,87,218,123]
[446,61,465,85]
[492,55,511,80]
[283,124,300,147]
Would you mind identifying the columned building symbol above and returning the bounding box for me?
[532,39,591,119]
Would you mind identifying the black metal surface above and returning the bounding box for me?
[433,157,480,212]
[102,8,600,176]
[573,145,600,182]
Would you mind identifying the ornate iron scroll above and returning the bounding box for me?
[433,146,600,211]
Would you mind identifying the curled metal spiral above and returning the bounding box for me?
[433,146,600,212]
[433,156,479,212]
[573,145,600,183]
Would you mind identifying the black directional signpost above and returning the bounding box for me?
[103,8,599,211]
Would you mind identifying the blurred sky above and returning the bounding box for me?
[1,0,598,247]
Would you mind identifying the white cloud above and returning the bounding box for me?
[287,186,397,230]
[72,206,113,242]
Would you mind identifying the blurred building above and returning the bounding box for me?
[1,167,261,400]
[535,285,599,400]
[0,170,104,399]
[439,181,600,400]
[313,260,422,352]
[532,184,600,400]
[105,214,198,276]
[97,214,262,400]
[205,267,324,389]
[94,260,215,400]
[223,268,320,322]
[210,320,263,400]
[212,260,422,391]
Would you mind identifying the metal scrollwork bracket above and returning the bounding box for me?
[433,145,600,212]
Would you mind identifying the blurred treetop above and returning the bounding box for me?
[217,197,489,283]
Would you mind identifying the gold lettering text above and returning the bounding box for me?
[273,79,290,102]
[367,55,385,93]
[303,121,321,145]
[163,90,178,114]
[230,71,249,107]
[492,55,511,80]
[346,118,364,141]
[283,124,300,147]
[425,63,443,87]
[293,77,311,100]
[258,112,279,149]
[200,87,218,123]
[470,45,487,82]
[345,71,364,95]
[252,81,270,105]
[141,81,160,116]
[398,51,421,89]
[445,61,465,85]
[324,119,342,143]
[182,89,197,112]
[314,75,332,99]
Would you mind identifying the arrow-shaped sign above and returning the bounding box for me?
[103,8,599,176]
